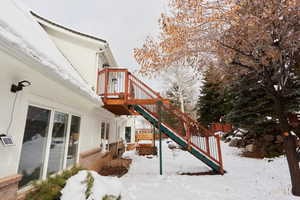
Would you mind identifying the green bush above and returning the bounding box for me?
[25,167,85,200]
[84,172,94,199]
[102,195,122,200]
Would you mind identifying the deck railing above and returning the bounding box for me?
[98,68,162,101]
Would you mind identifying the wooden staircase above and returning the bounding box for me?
[97,68,224,174]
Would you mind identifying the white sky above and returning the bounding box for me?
[21,0,167,90]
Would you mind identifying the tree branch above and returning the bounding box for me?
[231,61,256,71]
[218,41,260,63]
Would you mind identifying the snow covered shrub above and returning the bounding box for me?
[102,195,122,200]
[61,170,122,200]
[25,167,84,200]
[85,172,94,199]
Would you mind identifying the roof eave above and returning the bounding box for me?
[31,11,108,44]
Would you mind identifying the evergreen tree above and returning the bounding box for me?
[196,68,233,127]
[226,72,277,133]
[226,70,300,157]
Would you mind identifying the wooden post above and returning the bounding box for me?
[104,68,109,101]
[157,101,163,175]
[125,70,129,103]
[186,123,191,151]
[216,135,224,174]
[205,135,210,156]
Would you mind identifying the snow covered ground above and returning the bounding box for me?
[61,140,298,200]
[119,140,298,200]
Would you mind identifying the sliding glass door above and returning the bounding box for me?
[18,106,50,187]
[18,106,81,187]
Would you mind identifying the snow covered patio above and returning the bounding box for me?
[118,140,297,200]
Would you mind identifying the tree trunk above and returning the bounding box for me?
[179,90,185,113]
[275,99,300,196]
[284,135,300,196]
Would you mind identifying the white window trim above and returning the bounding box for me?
[22,104,82,182]
[41,107,54,180]
[100,119,111,151]
[62,115,72,169]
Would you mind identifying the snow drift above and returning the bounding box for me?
[61,170,122,200]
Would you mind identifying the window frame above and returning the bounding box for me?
[100,121,106,139]
[19,104,82,186]
[105,122,110,140]
[46,111,69,176]
[100,120,110,151]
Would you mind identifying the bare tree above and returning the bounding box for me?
[161,66,200,115]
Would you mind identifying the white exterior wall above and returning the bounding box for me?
[108,116,137,145]
[41,25,100,90]
[0,64,27,179]
[0,48,116,179]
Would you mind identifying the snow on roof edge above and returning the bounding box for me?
[0,0,103,105]
[31,12,108,44]
[31,11,118,68]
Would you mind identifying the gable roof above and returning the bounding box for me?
[31,11,107,44]
[32,11,118,67]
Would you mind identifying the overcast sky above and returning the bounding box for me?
[21,0,166,90]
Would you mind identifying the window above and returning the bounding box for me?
[105,123,110,140]
[18,106,81,187]
[100,121,110,150]
[117,126,121,140]
[101,122,106,139]
[18,106,50,187]
[125,127,131,143]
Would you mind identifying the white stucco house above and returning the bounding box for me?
[0,1,131,199]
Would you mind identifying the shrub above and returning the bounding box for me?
[25,167,85,200]
[85,172,94,199]
[102,195,122,200]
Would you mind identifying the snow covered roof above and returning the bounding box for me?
[31,12,108,44]
[32,11,118,68]
[0,0,102,104]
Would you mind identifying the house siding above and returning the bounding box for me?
[0,48,118,191]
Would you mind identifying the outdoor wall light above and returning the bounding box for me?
[103,63,110,68]
[0,134,14,146]
[11,80,31,93]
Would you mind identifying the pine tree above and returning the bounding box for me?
[196,68,232,127]
[226,69,300,157]
[226,72,276,133]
